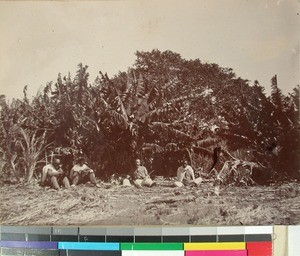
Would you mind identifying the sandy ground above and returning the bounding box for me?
[1,179,300,226]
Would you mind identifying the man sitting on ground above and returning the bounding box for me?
[41,159,70,190]
[174,159,202,187]
[133,158,154,187]
[69,156,100,187]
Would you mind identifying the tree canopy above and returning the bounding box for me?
[1,49,299,183]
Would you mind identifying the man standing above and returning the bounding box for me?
[41,159,70,190]
[174,159,202,187]
[133,158,154,187]
[69,156,100,187]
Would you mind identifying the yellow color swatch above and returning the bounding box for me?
[184,242,246,250]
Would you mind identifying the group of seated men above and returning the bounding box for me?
[131,158,202,188]
[41,156,101,189]
[41,157,202,190]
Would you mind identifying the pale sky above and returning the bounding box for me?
[0,0,299,100]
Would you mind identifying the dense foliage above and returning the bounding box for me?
[0,50,299,183]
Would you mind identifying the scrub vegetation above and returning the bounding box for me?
[0,50,299,225]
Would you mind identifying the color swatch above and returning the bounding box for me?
[0,225,284,255]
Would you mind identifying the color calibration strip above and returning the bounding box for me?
[0,242,269,256]
[0,225,298,255]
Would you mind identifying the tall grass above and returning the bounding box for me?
[17,128,51,183]
[0,125,21,181]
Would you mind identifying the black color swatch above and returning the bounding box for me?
[106,236,134,242]
[79,235,106,242]
[218,235,245,242]
[191,235,217,242]
[245,234,272,241]
[162,236,190,242]
[51,235,78,242]
[134,236,162,242]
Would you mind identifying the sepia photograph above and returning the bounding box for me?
[0,0,299,226]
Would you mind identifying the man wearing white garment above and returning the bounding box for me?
[133,158,154,187]
[174,159,202,187]
[70,156,100,188]
[41,158,70,190]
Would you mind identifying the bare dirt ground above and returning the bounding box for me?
[1,179,300,226]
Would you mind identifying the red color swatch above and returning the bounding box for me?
[246,242,272,256]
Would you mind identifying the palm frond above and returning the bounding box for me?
[191,146,213,156]
[112,84,129,122]
[136,73,145,98]
[195,137,219,147]
[142,143,164,153]
[107,110,128,128]
[149,122,193,141]
[165,143,179,151]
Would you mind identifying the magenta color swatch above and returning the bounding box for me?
[185,250,248,256]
